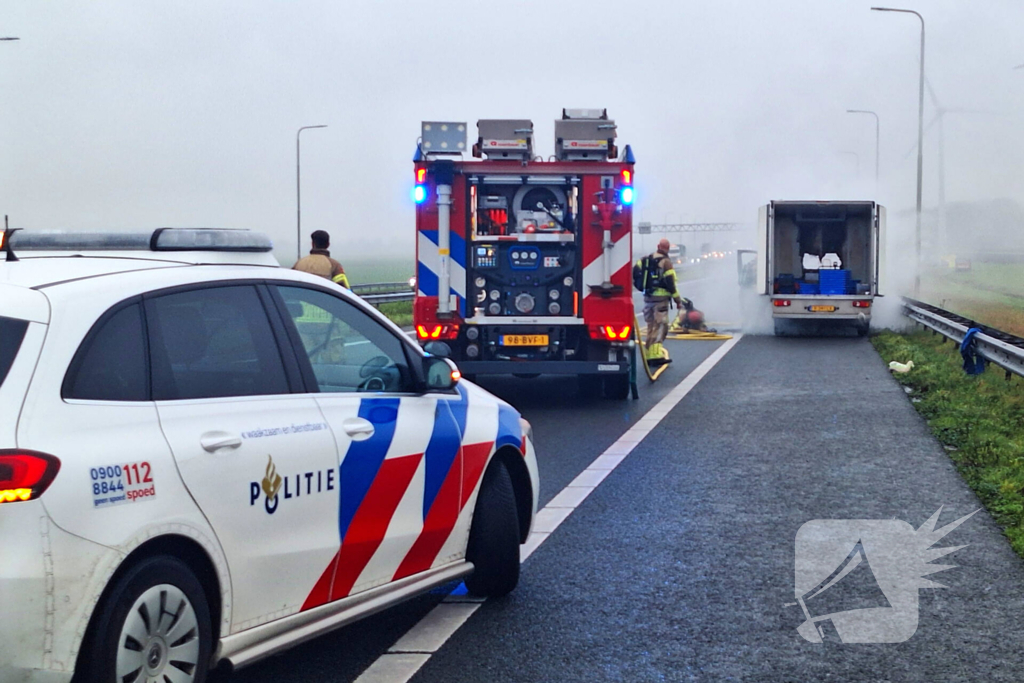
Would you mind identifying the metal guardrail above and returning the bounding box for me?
[350,282,415,306]
[903,298,1024,380]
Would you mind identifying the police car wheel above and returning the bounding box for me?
[465,459,521,597]
[81,555,213,683]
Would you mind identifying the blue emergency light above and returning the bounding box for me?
[413,185,428,204]
[620,187,635,205]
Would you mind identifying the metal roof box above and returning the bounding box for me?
[474,119,534,160]
[555,112,617,161]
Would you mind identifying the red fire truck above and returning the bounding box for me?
[412,109,636,398]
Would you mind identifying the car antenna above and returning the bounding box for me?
[3,215,20,262]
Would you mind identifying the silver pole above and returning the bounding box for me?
[872,7,925,297]
[296,125,328,263]
[437,184,453,315]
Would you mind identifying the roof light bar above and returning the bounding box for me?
[10,228,273,254]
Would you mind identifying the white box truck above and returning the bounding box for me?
[756,201,886,336]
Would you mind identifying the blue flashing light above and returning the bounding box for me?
[413,185,428,204]
[620,187,635,206]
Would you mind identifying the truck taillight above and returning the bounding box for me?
[853,300,872,308]
[416,324,459,341]
[0,451,61,504]
[619,168,634,205]
[590,325,631,341]
[413,167,428,204]
[773,300,791,307]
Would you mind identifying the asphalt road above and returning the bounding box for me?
[221,332,1024,683]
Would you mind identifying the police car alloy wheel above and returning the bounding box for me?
[82,556,212,683]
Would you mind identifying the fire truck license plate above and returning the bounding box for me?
[810,305,838,312]
[501,334,549,346]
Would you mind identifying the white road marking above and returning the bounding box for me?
[353,334,743,683]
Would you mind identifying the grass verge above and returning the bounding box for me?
[376,300,412,328]
[921,264,1024,336]
[872,330,1024,555]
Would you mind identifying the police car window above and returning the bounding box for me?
[64,304,148,401]
[274,285,412,393]
[0,316,29,391]
[147,286,289,400]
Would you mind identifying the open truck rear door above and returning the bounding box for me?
[755,203,772,295]
[872,204,886,296]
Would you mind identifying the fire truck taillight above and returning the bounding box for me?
[590,325,631,341]
[416,324,459,341]
[413,168,428,204]
[619,169,634,205]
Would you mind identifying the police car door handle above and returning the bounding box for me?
[341,417,375,441]
[200,431,242,452]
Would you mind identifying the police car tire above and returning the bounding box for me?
[81,555,213,683]
[465,459,521,597]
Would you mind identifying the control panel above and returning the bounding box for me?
[474,245,498,269]
[469,242,577,318]
[509,247,541,270]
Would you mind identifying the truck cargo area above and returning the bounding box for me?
[770,202,876,296]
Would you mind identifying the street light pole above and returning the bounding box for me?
[296,125,328,263]
[847,109,880,185]
[872,7,925,297]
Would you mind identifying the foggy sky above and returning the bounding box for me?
[2,0,1023,265]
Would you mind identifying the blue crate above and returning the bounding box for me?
[819,269,851,295]
[798,282,819,295]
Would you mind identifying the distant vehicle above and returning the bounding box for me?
[668,243,685,265]
[411,109,636,398]
[753,201,886,336]
[0,228,538,683]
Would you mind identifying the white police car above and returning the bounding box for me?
[0,229,538,683]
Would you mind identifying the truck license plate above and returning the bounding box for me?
[810,305,838,312]
[501,334,549,346]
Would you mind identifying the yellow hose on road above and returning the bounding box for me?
[634,315,671,382]
[666,330,734,341]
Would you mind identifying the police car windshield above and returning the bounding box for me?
[0,316,29,390]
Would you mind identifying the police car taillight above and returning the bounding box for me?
[0,450,61,504]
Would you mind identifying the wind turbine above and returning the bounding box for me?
[905,79,995,252]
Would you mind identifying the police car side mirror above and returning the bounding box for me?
[424,356,460,391]
[422,341,451,358]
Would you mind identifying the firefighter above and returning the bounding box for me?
[293,230,350,287]
[634,238,685,364]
